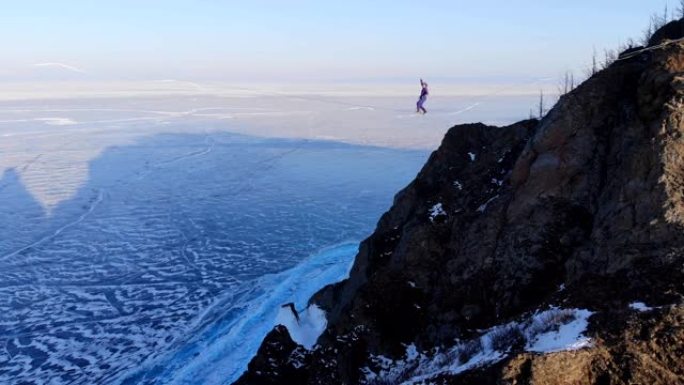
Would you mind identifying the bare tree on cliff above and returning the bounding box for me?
[588,47,598,77]
[558,71,575,96]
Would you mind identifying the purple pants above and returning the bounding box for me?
[417,96,427,111]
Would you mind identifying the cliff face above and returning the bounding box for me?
[235,24,684,385]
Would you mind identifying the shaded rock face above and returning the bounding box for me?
[649,18,684,46]
[235,326,310,385]
[317,120,540,347]
[235,34,684,385]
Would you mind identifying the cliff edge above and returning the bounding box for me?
[235,21,684,385]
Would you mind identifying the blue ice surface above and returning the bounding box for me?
[0,130,428,385]
[124,243,358,385]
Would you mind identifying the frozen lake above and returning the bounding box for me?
[0,89,540,384]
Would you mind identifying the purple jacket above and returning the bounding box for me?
[419,81,429,99]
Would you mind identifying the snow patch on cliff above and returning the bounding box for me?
[429,203,447,222]
[275,304,328,349]
[525,308,593,353]
[362,307,593,384]
[477,195,499,213]
[629,302,653,312]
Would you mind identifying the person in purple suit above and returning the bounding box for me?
[416,78,429,114]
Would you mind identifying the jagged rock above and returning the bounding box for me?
[233,325,309,385]
[235,22,684,385]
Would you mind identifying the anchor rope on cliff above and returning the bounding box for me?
[615,36,684,61]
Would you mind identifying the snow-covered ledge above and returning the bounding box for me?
[361,307,594,385]
[275,304,328,349]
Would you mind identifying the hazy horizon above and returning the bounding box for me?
[1,1,680,87]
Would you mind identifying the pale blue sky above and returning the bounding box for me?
[0,0,679,83]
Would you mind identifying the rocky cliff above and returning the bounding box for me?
[234,21,684,385]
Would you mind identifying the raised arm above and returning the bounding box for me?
[420,78,427,88]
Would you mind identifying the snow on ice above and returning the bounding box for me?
[0,89,538,385]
